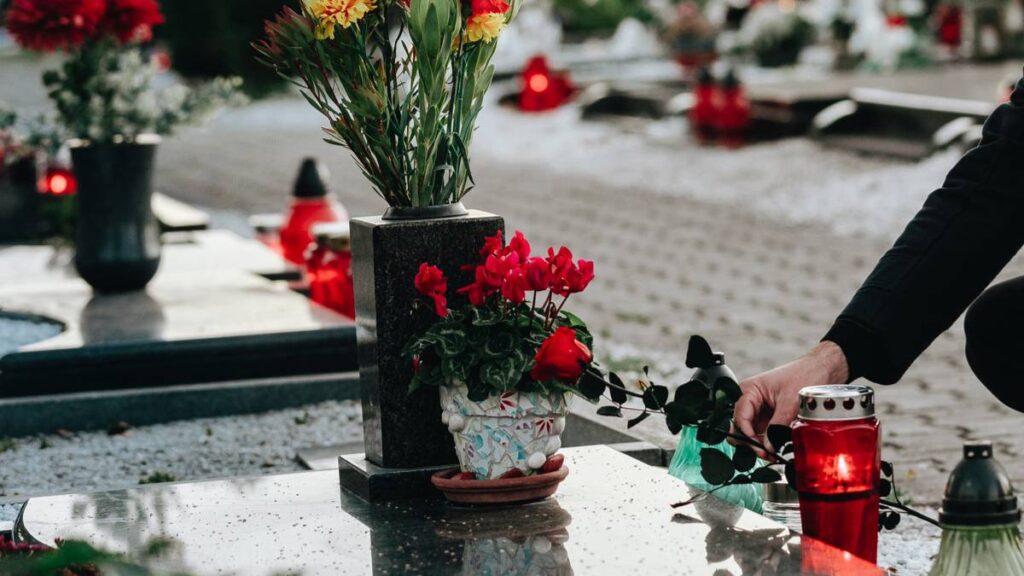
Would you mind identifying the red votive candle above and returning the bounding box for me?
[792,385,880,564]
[306,222,354,318]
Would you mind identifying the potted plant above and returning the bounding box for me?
[4,0,244,292]
[405,230,595,479]
[255,0,519,474]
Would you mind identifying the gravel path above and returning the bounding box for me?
[0,400,361,518]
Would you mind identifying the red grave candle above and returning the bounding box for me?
[305,222,355,318]
[792,385,880,564]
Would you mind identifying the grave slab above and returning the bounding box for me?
[0,230,356,397]
[15,445,884,575]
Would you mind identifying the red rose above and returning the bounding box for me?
[101,0,163,44]
[5,0,106,51]
[530,327,593,383]
[523,257,552,291]
[414,263,448,317]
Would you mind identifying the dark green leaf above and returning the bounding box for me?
[597,405,622,418]
[879,479,892,498]
[733,444,757,472]
[767,425,793,451]
[784,461,797,487]
[699,448,736,485]
[675,380,708,405]
[714,377,743,402]
[686,335,715,369]
[731,474,752,484]
[880,511,901,531]
[665,400,700,427]
[482,331,515,358]
[881,461,894,478]
[435,329,467,358]
[479,357,520,391]
[696,425,727,445]
[608,373,628,404]
[750,467,783,483]
[467,380,491,402]
[627,412,651,429]
[441,357,468,383]
[781,443,795,456]
[642,385,669,410]
[666,416,683,435]
[578,370,606,401]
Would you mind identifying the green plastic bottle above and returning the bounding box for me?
[667,351,763,513]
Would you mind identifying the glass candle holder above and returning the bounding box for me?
[306,222,354,319]
[792,385,880,564]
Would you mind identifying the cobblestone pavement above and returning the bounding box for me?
[148,90,1024,506]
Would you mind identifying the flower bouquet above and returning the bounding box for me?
[405,230,596,480]
[255,0,516,207]
[4,0,245,291]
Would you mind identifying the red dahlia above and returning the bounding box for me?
[5,0,106,51]
[101,0,163,44]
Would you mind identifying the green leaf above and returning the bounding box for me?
[714,377,743,403]
[578,370,607,401]
[675,380,708,406]
[686,335,715,369]
[597,405,622,417]
[608,373,628,404]
[696,425,726,446]
[479,356,520,391]
[732,444,757,472]
[881,460,894,478]
[435,329,466,358]
[482,331,515,358]
[731,474,752,484]
[441,357,468,383]
[642,385,669,410]
[750,467,783,483]
[699,449,736,485]
[879,479,892,498]
[664,400,700,427]
[627,412,650,429]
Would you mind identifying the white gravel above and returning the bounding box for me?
[0,315,63,356]
[473,98,960,241]
[0,400,361,514]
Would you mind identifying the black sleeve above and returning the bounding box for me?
[823,72,1024,384]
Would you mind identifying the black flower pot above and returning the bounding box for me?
[71,137,161,293]
[343,202,503,498]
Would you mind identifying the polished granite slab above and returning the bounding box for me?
[0,231,356,396]
[16,446,883,575]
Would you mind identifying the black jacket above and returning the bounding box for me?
[824,73,1024,384]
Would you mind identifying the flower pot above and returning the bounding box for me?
[350,204,504,471]
[71,137,161,293]
[440,384,569,479]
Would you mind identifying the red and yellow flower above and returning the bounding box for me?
[306,0,376,39]
[465,0,509,44]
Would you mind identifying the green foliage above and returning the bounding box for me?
[0,538,193,576]
[254,1,511,207]
[553,0,654,36]
[405,304,592,400]
[41,41,246,143]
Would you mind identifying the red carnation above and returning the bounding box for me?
[414,263,449,318]
[470,0,509,15]
[101,0,163,44]
[5,0,106,52]
[531,327,593,383]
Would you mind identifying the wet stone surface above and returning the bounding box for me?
[16,446,881,575]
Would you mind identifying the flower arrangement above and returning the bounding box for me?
[4,0,245,143]
[254,0,517,207]
[405,230,596,400]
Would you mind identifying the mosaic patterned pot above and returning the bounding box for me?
[439,384,570,480]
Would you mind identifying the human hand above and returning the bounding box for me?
[731,341,849,457]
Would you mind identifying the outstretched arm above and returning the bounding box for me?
[735,71,1024,445]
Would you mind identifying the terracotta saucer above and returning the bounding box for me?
[431,465,570,505]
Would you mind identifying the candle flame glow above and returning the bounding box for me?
[836,454,851,479]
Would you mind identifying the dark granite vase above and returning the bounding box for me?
[346,203,503,496]
[71,137,161,293]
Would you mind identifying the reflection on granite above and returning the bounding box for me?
[0,231,356,396]
[17,446,883,575]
